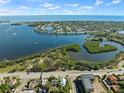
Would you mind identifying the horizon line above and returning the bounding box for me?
[0,14,124,16]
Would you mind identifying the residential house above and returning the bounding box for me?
[81,74,95,93]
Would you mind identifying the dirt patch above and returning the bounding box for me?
[93,77,107,93]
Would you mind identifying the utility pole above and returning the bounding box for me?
[40,72,43,87]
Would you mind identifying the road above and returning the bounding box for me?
[0,69,124,93]
[0,69,123,79]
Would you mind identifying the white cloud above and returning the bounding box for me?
[41,3,60,10]
[95,0,104,6]
[65,3,79,7]
[63,5,94,15]
[63,10,80,14]
[0,8,24,15]
[112,0,122,4]
[106,0,122,6]
[79,6,94,10]
[48,6,59,10]
[19,6,30,10]
[42,3,53,8]
[0,9,10,15]
[0,8,46,15]
[0,0,9,5]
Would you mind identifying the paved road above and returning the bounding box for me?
[0,69,123,79]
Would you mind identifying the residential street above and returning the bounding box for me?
[0,69,123,80]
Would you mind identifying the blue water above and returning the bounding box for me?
[0,24,86,60]
[0,15,124,22]
[69,41,124,62]
[0,15,124,62]
[0,23,124,61]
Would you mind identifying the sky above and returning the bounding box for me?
[0,0,124,15]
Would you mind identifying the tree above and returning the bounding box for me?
[0,84,10,93]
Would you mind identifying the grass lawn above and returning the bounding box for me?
[0,65,25,73]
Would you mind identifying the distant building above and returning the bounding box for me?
[60,77,66,87]
[81,74,95,93]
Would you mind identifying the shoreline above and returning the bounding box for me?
[0,20,124,73]
[0,45,124,73]
[34,27,86,35]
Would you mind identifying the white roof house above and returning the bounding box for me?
[60,77,66,87]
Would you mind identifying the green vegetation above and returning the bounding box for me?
[119,81,124,87]
[119,81,124,93]
[0,46,124,73]
[0,64,25,73]
[1,21,124,73]
[0,52,42,73]
[46,76,71,93]
[65,44,81,52]
[122,65,124,68]
[0,84,10,93]
[109,38,124,46]
[30,63,47,72]
[83,41,117,54]
[0,76,20,93]
[26,22,46,27]
[119,89,124,93]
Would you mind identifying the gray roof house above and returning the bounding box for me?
[81,74,95,93]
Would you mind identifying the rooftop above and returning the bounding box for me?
[82,78,93,90]
[60,77,66,87]
[81,74,95,80]
[108,75,117,81]
[81,74,94,90]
